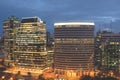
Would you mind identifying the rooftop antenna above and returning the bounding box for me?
[110,20,112,32]
[99,24,102,32]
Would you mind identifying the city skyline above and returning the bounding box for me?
[0,1,120,79]
[0,17,120,79]
[0,0,120,34]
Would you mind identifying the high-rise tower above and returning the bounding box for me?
[95,30,120,74]
[54,22,95,71]
[14,17,47,68]
[3,16,20,66]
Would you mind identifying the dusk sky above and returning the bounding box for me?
[0,0,120,34]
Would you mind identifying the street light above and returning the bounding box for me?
[1,76,5,79]
[9,77,14,80]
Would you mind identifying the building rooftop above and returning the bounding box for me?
[102,33,120,37]
[21,18,37,23]
[54,21,95,26]
[4,16,20,21]
[21,16,44,23]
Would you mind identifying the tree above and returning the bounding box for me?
[37,74,45,80]
[25,72,34,80]
[14,71,24,80]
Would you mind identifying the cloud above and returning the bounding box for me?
[0,0,120,33]
[95,16,120,22]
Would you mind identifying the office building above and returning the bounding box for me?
[94,30,102,69]
[54,22,95,71]
[47,50,54,68]
[101,31,120,74]
[3,16,20,66]
[14,16,47,68]
[46,32,51,46]
[95,30,120,74]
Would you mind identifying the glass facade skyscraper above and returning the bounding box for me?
[14,17,47,68]
[95,30,120,74]
[3,16,20,66]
